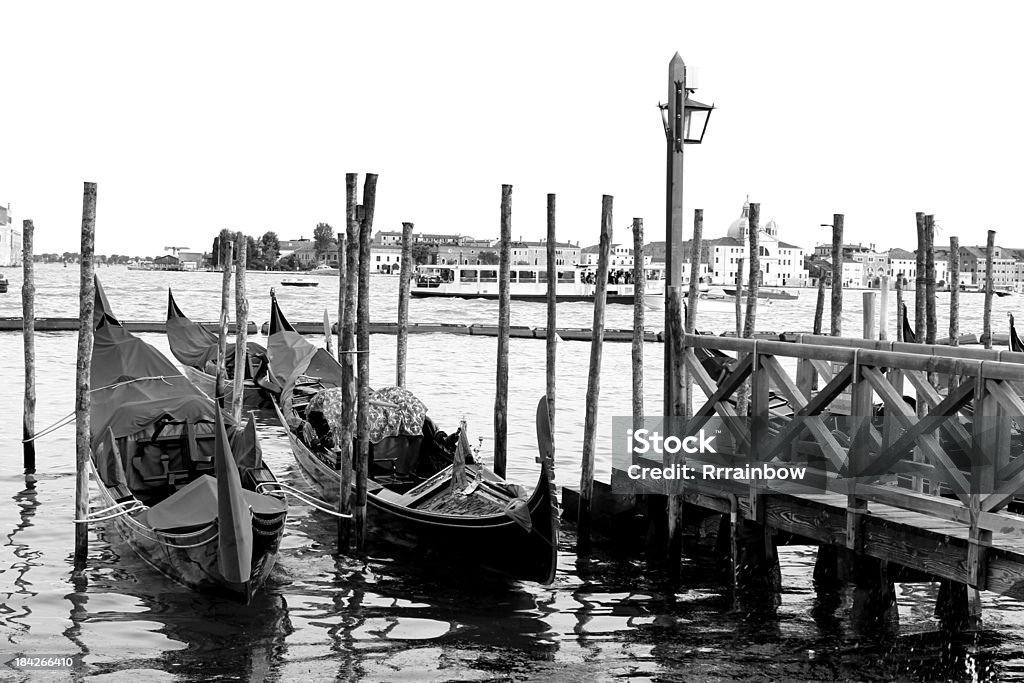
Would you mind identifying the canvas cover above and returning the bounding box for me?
[1012,314,1023,353]
[166,288,268,378]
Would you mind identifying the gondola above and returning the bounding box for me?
[1011,314,1024,353]
[90,277,288,602]
[166,288,280,409]
[265,292,559,584]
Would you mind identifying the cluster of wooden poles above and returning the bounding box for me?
[27,178,623,567]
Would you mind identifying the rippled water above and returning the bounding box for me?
[2,265,1024,681]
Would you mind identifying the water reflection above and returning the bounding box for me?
[3,480,41,634]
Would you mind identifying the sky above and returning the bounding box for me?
[2,1,1023,258]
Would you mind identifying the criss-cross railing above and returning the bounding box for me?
[681,332,1024,590]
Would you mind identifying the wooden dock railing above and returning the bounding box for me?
[681,332,1024,594]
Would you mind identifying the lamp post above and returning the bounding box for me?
[662,53,714,419]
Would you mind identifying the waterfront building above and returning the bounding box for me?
[0,204,22,267]
[707,199,809,287]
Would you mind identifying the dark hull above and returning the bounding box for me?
[274,402,558,584]
[281,281,319,287]
[90,462,286,603]
[722,287,799,300]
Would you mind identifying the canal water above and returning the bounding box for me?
[1,265,1023,681]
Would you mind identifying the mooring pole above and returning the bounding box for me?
[231,231,248,424]
[925,215,937,345]
[546,194,557,437]
[743,203,760,338]
[683,209,703,418]
[396,221,414,387]
[878,275,890,341]
[22,219,36,475]
[630,216,645,534]
[830,214,844,337]
[74,181,97,571]
[896,276,905,343]
[734,259,744,339]
[949,237,960,347]
[914,212,926,345]
[338,173,360,550]
[355,174,377,551]
[984,229,995,350]
[632,217,645,436]
[813,272,826,336]
[336,231,346,361]
[494,184,512,479]
[578,195,613,552]
[216,238,234,403]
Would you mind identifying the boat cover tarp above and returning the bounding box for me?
[166,289,268,376]
[143,474,285,531]
[1011,314,1024,353]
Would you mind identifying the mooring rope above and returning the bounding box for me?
[24,375,183,442]
[73,499,147,523]
[255,481,352,518]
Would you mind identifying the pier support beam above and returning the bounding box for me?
[848,555,898,635]
[732,519,781,614]
[935,580,982,631]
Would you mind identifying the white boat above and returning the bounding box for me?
[412,264,666,309]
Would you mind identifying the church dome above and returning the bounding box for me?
[726,196,750,239]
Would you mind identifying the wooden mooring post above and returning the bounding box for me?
[684,209,703,417]
[949,236,960,348]
[813,271,826,336]
[578,195,613,552]
[215,238,233,403]
[734,258,743,338]
[924,215,937,345]
[629,216,644,535]
[396,221,414,387]
[862,291,877,340]
[830,214,844,337]
[231,231,248,423]
[546,194,557,436]
[74,182,98,570]
[355,173,378,551]
[878,275,890,342]
[22,219,36,475]
[494,185,512,479]
[336,230,346,362]
[895,276,905,342]
[338,173,360,550]
[914,212,926,345]
[984,229,995,350]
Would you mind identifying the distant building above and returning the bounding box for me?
[153,255,182,271]
[370,245,404,273]
[278,239,311,259]
[580,243,632,267]
[0,204,22,267]
[707,198,809,286]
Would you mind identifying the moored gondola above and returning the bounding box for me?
[89,277,288,602]
[165,288,280,408]
[265,293,559,584]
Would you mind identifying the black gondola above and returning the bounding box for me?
[265,293,559,584]
[89,278,287,602]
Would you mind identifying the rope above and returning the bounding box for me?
[255,482,352,518]
[24,375,183,442]
[73,499,147,523]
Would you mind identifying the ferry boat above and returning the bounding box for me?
[722,286,799,301]
[413,264,666,308]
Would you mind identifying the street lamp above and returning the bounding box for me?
[663,53,714,419]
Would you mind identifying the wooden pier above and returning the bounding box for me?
[568,331,1024,622]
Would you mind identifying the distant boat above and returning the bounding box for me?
[281,280,319,287]
[0,272,7,294]
[722,287,799,300]
[412,264,666,310]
